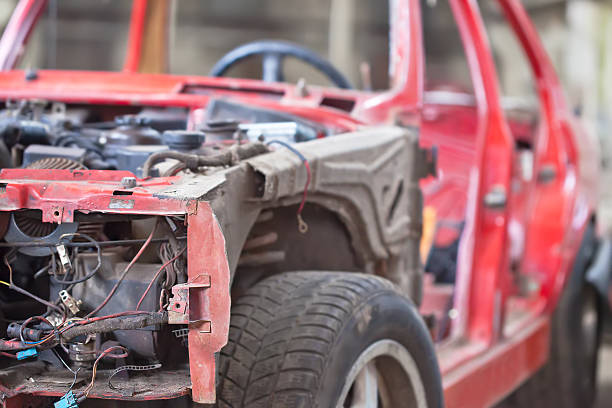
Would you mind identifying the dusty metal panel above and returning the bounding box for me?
[238,125,425,300]
[246,126,421,259]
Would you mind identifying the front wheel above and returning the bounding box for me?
[217,271,443,407]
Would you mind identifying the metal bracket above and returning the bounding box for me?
[167,275,211,326]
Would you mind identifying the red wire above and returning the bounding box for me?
[81,345,128,398]
[297,160,311,215]
[136,248,186,311]
[86,220,159,318]
[73,311,152,326]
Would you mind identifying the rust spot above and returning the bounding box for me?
[186,200,198,215]
[109,198,135,209]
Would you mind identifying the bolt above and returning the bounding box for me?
[25,69,38,81]
[120,177,137,189]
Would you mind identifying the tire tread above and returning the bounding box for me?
[217,271,398,407]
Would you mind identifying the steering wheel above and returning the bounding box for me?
[209,40,353,89]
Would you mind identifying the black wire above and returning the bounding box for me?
[2,251,64,314]
[0,236,186,249]
[8,284,63,313]
[50,233,102,285]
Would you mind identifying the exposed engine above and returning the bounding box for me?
[0,98,321,388]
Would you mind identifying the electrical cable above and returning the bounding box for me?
[141,142,268,177]
[19,315,55,345]
[0,311,158,352]
[0,236,186,249]
[50,233,102,285]
[33,264,51,279]
[79,345,128,400]
[19,311,68,347]
[136,248,186,311]
[52,347,80,393]
[2,253,64,314]
[85,219,160,318]
[266,140,311,233]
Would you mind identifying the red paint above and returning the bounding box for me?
[0,0,599,406]
[186,203,231,403]
[124,0,148,73]
[0,0,46,71]
[443,317,550,408]
[420,0,597,405]
[0,169,188,221]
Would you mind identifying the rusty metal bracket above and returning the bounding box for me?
[167,275,211,326]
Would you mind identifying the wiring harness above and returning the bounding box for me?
[0,215,186,405]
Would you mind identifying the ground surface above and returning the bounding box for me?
[596,339,612,407]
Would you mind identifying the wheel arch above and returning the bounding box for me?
[211,126,430,303]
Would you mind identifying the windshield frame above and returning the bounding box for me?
[0,0,423,124]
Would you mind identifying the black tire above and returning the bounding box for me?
[217,271,443,408]
[502,225,601,408]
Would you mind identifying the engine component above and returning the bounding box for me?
[0,157,87,256]
[104,115,162,146]
[22,145,86,167]
[68,342,97,367]
[59,290,81,315]
[115,145,168,176]
[201,119,239,142]
[0,119,51,146]
[203,98,323,142]
[56,246,72,272]
[238,121,317,144]
[67,250,176,359]
[4,212,78,257]
[141,142,268,177]
[161,130,205,151]
[6,322,43,342]
[26,157,86,170]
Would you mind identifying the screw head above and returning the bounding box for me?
[120,176,137,189]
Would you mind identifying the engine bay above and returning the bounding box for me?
[0,98,323,403]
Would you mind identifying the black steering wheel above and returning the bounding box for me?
[209,40,353,89]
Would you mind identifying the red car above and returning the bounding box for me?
[0,1,606,407]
